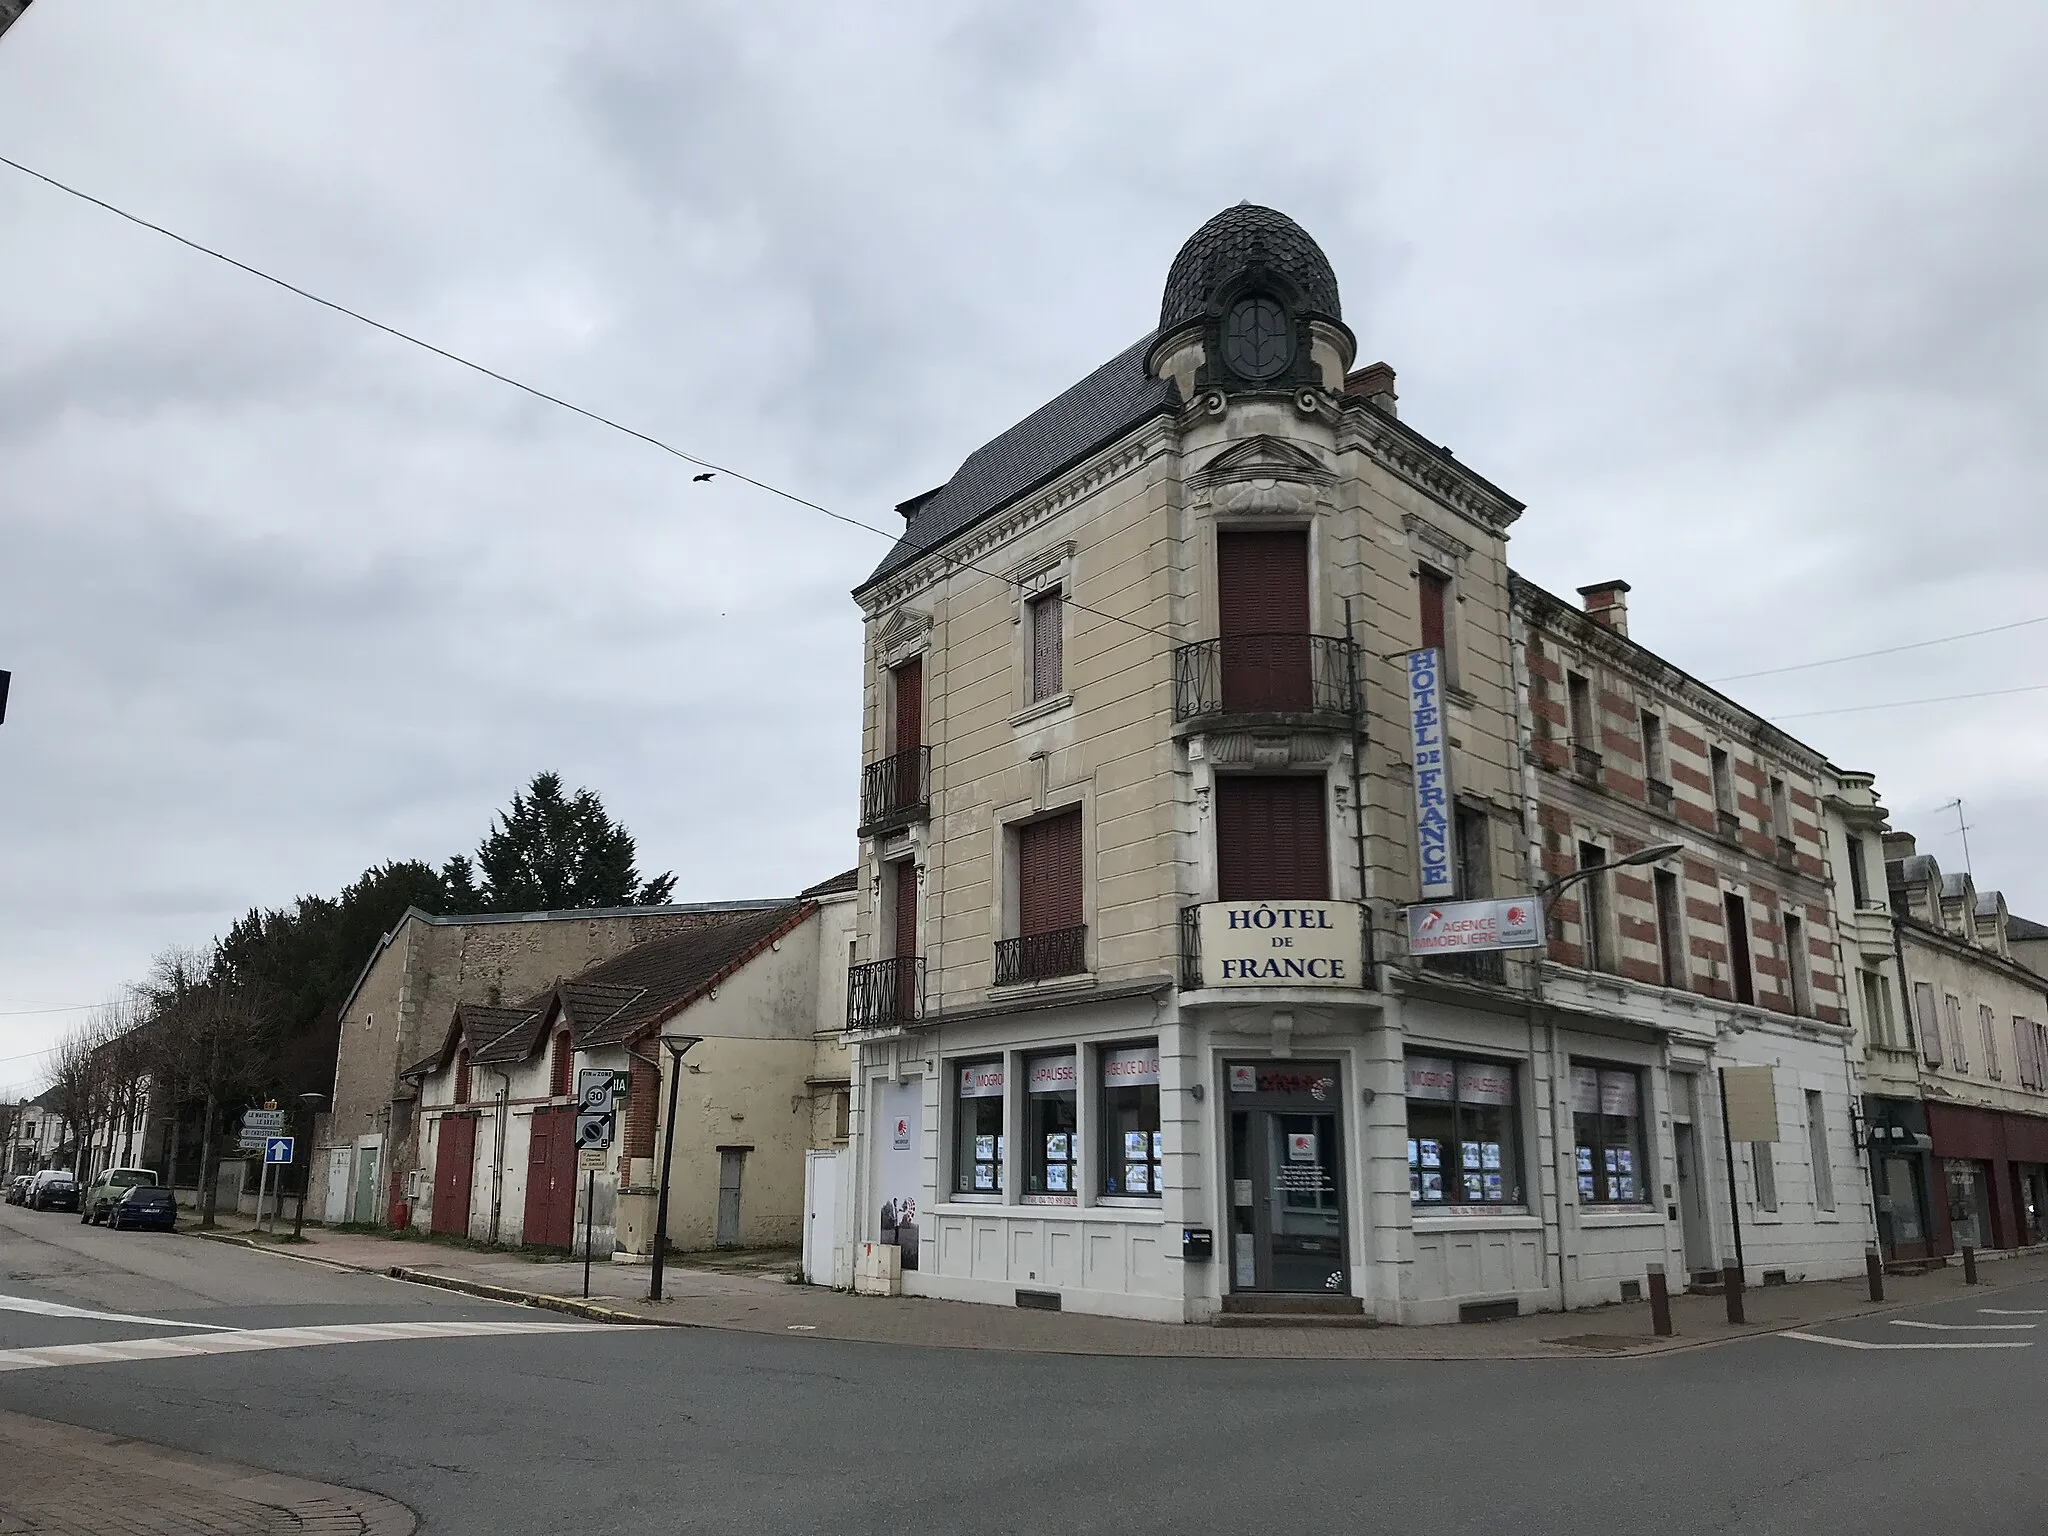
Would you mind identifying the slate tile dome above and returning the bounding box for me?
[1159,203,1342,334]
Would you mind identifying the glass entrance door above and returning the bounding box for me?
[1224,1061,1348,1294]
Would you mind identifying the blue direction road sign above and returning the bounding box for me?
[264,1136,295,1164]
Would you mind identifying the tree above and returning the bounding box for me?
[446,772,675,913]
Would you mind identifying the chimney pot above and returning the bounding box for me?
[1344,361,1398,417]
[1575,580,1632,637]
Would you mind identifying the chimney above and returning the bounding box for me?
[1344,361,1398,417]
[1881,831,1917,862]
[1576,580,1631,637]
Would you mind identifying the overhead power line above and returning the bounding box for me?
[1710,613,2048,683]
[0,154,1183,648]
[1775,682,2048,720]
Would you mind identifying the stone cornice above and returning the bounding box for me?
[1896,913,2048,1000]
[1334,401,1524,536]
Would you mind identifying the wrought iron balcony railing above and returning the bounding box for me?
[1647,778,1674,814]
[1172,633,1357,722]
[846,956,923,1032]
[859,747,930,837]
[1571,743,1604,785]
[1418,950,1508,986]
[1180,904,1203,989]
[994,925,1087,987]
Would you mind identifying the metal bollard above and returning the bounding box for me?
[1864,1243,1885,1303]
[1648,1262,1674,1337]
[1962,1243,1979,1285]
[1723,1262,1746,1325]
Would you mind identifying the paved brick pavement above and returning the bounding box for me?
[196,1217,2048,1361]
[0,1409,414,1535]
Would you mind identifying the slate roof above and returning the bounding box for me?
[563,903,813,1049]
[798,867,859,899]
[858,334,1179,590]
[1158,203,1342,333]
[2008,913,2048,941]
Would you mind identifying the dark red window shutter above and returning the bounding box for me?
[1018,810,1083,935]
[1029,592,1064,702]
[892,860,919,959]
[549,1031,571,1097]
[1216,776,1329,900]
[454,1048,471,1106]
[1418,569,1449,655]
[892,657,923,755]
[1217,530,1311,710]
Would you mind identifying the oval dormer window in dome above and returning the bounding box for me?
[1220,294,1293,381]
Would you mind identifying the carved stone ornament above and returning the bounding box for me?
[877,607,932,667]
[1190,435,1335,519]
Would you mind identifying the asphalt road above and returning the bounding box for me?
[2,1201,2044,1535]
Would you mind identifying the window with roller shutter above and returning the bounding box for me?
[1215,775,1328,901]
[1217,529,1311,712]
[892,657,923,754]
[1028,589,1064,702]
[1017,811,1083,935]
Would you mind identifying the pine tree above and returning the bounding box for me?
[447,772,675,913]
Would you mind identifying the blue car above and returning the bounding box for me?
[107,1185,178,1232]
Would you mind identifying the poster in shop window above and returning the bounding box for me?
[873,1077,922,1271]
[1288,1132,1317,1162]
[1481,1143,1501,1171]
[1047,1163,1069,1192]
[1125,1131,1148,1160]
[1151,1131,1163,1162]
[1125,1163,1150,1194]
[1462,1143,1481,1170]
[1420,1139,1441,1169]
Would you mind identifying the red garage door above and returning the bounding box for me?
[432,1113,477,1237]
[522,1106,578,1250]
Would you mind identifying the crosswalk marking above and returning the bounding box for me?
[1890,1320,2037,1331]
[0,1317,622,1374]
[1980,1308,2047,1316]
[1783,1330,2031,1352]
[0,1293,236,1331]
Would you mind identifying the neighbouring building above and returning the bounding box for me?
[400,876,856,1259]
[837,203,1878,1327]
[3,1086,70,1175]
[314,896,799,1229]
[1883,835,2048,1255]
[1516,577,1871,1301]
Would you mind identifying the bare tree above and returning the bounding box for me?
[50,1005,127,1183]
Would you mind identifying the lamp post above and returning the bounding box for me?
[291,1093,325,1240]
[647,1033,702,1303]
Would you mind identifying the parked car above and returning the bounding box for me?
[28,1170,78,1212]
[6,1173,30,1206]
[107,1184,177,1232]
[81,1167,158,1225]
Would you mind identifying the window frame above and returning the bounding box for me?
[1945,993,1970,1072]
[1710,746,1735,816]
[1405,1052,1525,1211]
[1784,911,1812,1016]
[1454,803,1492,901]
[1806,1089,1835,1212]
[950,1058,1006,1199]
[1724,892,1755,1006]
[1639,710,1667,782]
[1915,982,1942,1065]
[1570,1061,1651,1207]
[1021,1051,1078,1205]
[1980,1003,2003,1080]
[1577,841,1610,973]
[1566,671,1594,752]
[1654,867,1686,988]
[1417,565,1451,662]
[1752,1140,1778,1212]
[1097,1041,1163,1203]
[1025,587,1065,705]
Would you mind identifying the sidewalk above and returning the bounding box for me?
[194,1216,2048,1361]
[0,1408,414,1535]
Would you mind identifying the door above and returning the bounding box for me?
[522,1106,577,1250]
[324,1148,352,1225]
[352,1143,381,1225]
[804,1149,840,1285]
[1947,1161,1991,1251]
[1224,1061,1348,1294]
[433,1115,476,1237]
[716,1149,746,1247]
[1673,1123,1715,1276]
[872,1078,923,1271]
[1217,529,1311,711]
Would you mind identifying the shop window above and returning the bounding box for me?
[1805,1090,1834,1211]
[1405,1054,1521,1207]
[1024,1053,1077,1202]
[1571,1063,1647,1205]
[952,1059,1005,1196]
[1099,1044,1162,1198]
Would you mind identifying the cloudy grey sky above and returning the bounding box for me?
[4,3,2046,1089]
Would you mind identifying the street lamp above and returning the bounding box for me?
[291,1093,326,1240]
[1537,841,1683,903]
[647,1033,702,1303]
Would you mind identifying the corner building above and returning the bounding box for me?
[846,206,1745,1323]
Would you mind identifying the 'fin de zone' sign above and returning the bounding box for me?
[1197,902,1365,986]
[1408,648,1455,899]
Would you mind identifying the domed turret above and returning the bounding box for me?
[1159,203,1343,335]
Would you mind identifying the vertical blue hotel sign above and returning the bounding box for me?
[1407,648,1456,899]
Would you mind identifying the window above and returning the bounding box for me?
[1217,529,1311,711]
[890,657,923,755]
[952,1060,1005,1195]
[1571,1064,1647,1204]
[1724,893,1755,1006]
[1752,1141,1778,1211]
[454,1048,471,1105]
[1027,589,1064,703]
[1785,912,1811,1016]
[1407,1055,1522,1206]
[1566,672,1593,747]
[1024,1053,1077,1202]
[1769,776,1790,839]
[1806,1090,1835,1211]
[1846,834,1870,907]
[832,1090,851,1142]
[1654,868,1686,988]
[1454,804,1492,900]
[1861,970,1895,1048]
[1417,567,1450,657]
[549,1030,572,1097]
[2016,1018,2043,1091]
[1915,982,1942,1065]
[1578,843,1610,972]
[1215,775,1328,900]
[1099,1044,1162,1198]
[1710,748,1735,815]
[1981,1004,2002,1079]
[1640,711,1667,781]
[1945,993,1969,1072]
[1003,810,1084,983]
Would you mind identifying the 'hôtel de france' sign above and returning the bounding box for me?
[1407,648,1455,900]
[1198,902,1365,986]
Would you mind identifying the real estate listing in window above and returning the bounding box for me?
[1025,1052,1077,1202]
[1099,1043,1162,1197]
[1572,1063,1647,1204]
[953,1060,1004,1195]
[1405,1054,1521,1206]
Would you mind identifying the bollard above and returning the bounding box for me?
[1962,1243,1979,1285]
[1864,1243,1885,1303]
[1648,1262,1674,1337]
[1723,1262,1746,1325]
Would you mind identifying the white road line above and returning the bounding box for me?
[1782,1331,2032,1352]
[0,1293,235,1331]
[0,1317,622,1374]
[1890,1319,2037,1331]
[1980,1308,2048,1316]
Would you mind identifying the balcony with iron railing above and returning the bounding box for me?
[858,746,931,838]
[1571,742,1604,785]
[1172,633,1358,725]
[846,956,923,1032]
[994,925,1088,988]
[1647,778,1674,814]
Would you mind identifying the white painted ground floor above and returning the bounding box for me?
[843,977,1874,1324]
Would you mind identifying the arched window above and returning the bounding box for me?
[454,1048,471,1106]
[549,1031,572,1098]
